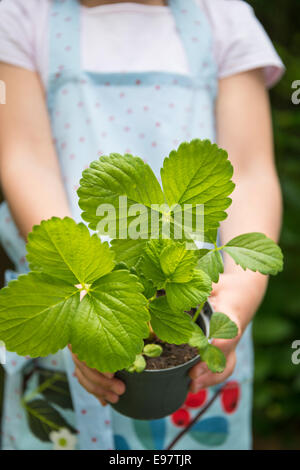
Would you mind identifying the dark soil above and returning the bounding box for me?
[144,296,209,370]
[145,339,198,370]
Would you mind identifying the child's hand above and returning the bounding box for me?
[189,271,266,392]
[69,347,126,406]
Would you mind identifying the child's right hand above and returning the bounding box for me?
[69,346,126,406]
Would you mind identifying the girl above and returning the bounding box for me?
[0,0,283,450]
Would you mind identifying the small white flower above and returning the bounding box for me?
[49,427,77,450]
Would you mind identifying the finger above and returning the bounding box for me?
[74,358,125,396]
[72,354,115,379]
[189,353,236,392]
[189,361,209,380]
[74,367,120,404]
[211,338,236,356]
[73,358,125,395]
[70,350,115,379]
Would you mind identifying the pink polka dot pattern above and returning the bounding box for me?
[0,0,219,451]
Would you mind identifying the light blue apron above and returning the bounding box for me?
[0,0,253,450]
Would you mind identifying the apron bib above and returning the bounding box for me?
[0,0,253,450]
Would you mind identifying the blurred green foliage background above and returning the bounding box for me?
[249,0,300,450]
[0,0,299,450]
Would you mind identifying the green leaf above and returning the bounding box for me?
[159,243,198,282]
[223,233,283,275]
[27,217,114,285]
[38,369,73,410]
[197,249,224,283]
[129,267,156,299]
[127,354,146,373]
[70,270,150,372]
[138,240,167,289]
[139,240,200,289]
[78,154,165,235]
[143,344,163,358]
[161,140,235,234]
[25,399,76,442]
[110,238,147,268]
[188,323,209,350]
[139,275,156,300]
[113,261,128,271]
[209,312,238,339]
[165,269,212,312]
[149,296,195,345]
[204,229,218,244]
[0,270,149,373]
[201,344,226,373]
[0,272,79,357]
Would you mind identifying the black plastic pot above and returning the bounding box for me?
[111,301,213,420]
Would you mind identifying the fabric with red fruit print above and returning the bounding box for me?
[0,0,253,450]
[109,381,251,450]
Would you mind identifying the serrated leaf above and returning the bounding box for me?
[110,238,147,268]
[70,270,150,372]
[27,217,114,285]
[138,275,156,299]
[25,399,76,442]
[197,249,224,283]
[161,140,235,234]
[0,272,79,357]
[138,240,167,289]
[209,312,238,339]
[204,229,218,245]
[129,264,156,299]
[165,269,212,312]
[159,243,198,282]
[0,270,149,373]
[139,240,200,290]
[78,154,165,235]
[188,323,209,350]
[201,344,226,373]
[113,261,128,271]
[149,296,195,345]
[223,233,283,275]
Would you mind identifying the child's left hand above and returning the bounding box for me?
[189,271,267,392]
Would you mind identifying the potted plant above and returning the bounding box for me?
[0,140,283,420]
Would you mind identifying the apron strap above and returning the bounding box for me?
[48,0,81,83]
[169,0,217,87]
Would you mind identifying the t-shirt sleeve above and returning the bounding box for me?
[0,0,36,71]
[202,0,285,88]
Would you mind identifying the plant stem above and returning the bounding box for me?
[192,301,205,323]
[147,322,156,341]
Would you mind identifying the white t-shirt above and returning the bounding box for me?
[0,0,284,89]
